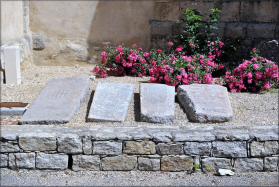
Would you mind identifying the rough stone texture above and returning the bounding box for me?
[88,82,134,122]
[82,137,92,154]
[161,156,193,171]
[250,141,278,157]
[140,83,175,124]
[19,134,56,151]
[219,1,240,22]
[152,132,172,143]
[57,134,82,154]
[217,169,234,176]
[93,141,122,155]
[213,141,247,158]
[32,35,46,50]
[138,157,160,171]
[201,158,232,172]
[36,153,68,170]
[9,153,35,169]
[156,143,183,155]
[101,156,137,171]
[225,23,248,38]
[173,132,215,142]
[213,127,250,141]
[154,2,179,22]
[177,84,233,123]
[264,157,278,172]
[0,133,17,141]
[234,158,263,172]
[150,21,173,36]
[184,142,211,156]
[20,76,89,124]
[247,23,276,39]
[123,141,156,155]
[72,155,100,171]
[249,127,279,141]
[0,142,20,153]
[276,25,279,39]
[0,154,8,167]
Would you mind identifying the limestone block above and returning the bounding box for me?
[156,143,183,155]
[152,132,172,143]
[93,141,122,155]
[264,157,278,172]
[219,2,240,22]
[161,156,193,171]
[234,158,263,172]
[32,35,46,50]
[184,142,211,156]
[123,141,156,155]
[101,156,137,171]
[247,23,276,39]
[150,21,173,36]
[154,2,179,22]
[36,153,68,170]
[57,134,82,154]
[0,142,20,153]
[72,155,100,171]
[19,134,56,151]
[201,158,232,172]
[213,141,247,158]
[173,132,215,142]
[138,157,160,171]
[0,153,8,167]
[250,141,278,157]
[82,137,92,155]
[9,153,35,169]
[225,23,248,38]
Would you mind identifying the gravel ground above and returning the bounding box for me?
[1,169,278,186]
[1,65,278,127]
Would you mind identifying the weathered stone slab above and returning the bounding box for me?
[9,153,35,169]
[57,134,82,154]
[138,157,160,171]
[264,157,278,171]
[0,154,8,167]
[36,153,68,170]
[177,84,233,123]
[156,143,183,155]
[123,141,156,155]
[234,158,263,172]
[72,155,100,171]
[161,156,193,171]
[19,133,56,151]
[201,158,232,172]
[82,137,92,154]
[93,141,122,155]
[88,82,134,122]
[0,142,20,153]
[20,76,89,124]
[101,156,137,171]
[184,142,211,156]
[250,141,278,157]
[140,83,175,123]
[173,132,215,142]
[213,141,247,157]
[152,132,172,143]
[213,127,249,141]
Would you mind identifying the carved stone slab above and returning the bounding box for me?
[20,76,89,124]
[177,84,233,123]
[140,83,175,123]
[88,82,134,122]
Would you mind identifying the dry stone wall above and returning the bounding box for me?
[1,125,278,173]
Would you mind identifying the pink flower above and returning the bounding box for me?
[247,72,253,79]
[263,81,271,90]
[253,64,260,70]
[116,45,124,52]
[255,72,263,79]
[150,76,157,83]
[168,42,174,46]
[219,41,224,48]
[170,68,174,73]
[252,87,257,92]
[189,43,195,47]
[131,68,136,74]
[157,49,162,54]
[93,66,99,73]
[132,44,137,48]
[143,52,150,58]
[251,57,257,62]
[138,73,143,77]
[174,46,183,53]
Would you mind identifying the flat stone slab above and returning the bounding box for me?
[177,84,233,123]
[88,82,134,122]
[140,83,175,123]
[19,76,89,124]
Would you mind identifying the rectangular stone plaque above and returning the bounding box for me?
[19,76,89,124]
[140,83,175,123]
[177,84,233,123]
[88,82,134,122]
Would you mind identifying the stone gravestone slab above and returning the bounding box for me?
[177,84,233,123]
[20,76,89,124]
[88,82,134,122]
[140,83,175,123]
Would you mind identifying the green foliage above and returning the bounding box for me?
[262,88,278,94]
[206,165,212,171]
[174,8,222,56]
[193,164,200,170]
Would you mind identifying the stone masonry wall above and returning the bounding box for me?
[1,125,278,173]
[151,0,279,68]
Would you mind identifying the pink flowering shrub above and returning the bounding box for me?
[147,45,224,89]
[93,44,150,78]
[224,48,279,92]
